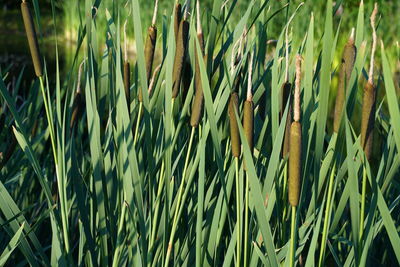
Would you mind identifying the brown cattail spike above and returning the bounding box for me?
[289,121,301,206]
[360,3,378,161]
[281,82,292,157]
[144,25,157,86]
[190,6,205,128]
[360,82,376,161]
[333,30,356,133]
[172,19,189,99]
[243,100,254,170]
[21,1,43,77]
[174,3,182,42]
[124,62,131,111]
[229,92,241,158]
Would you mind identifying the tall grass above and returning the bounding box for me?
[1,0,400,266]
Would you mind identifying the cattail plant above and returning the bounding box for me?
[243,51,254,267]
[70,59,85,129]
[288,55,302,267]
[333,29,356,133]
[172,1,190,99]
[21,0,43,77]
[190,1,205,128]
[361,4,378,161]
[360,2,378,242]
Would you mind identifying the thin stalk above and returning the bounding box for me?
[165,126,195,266]
[196,126,204,267]
[289,205,296,267]
[235,157,241,267]
[134,102,143,145]
[359,165,367,242]
[244,171,249,267]
[319,163,336,266]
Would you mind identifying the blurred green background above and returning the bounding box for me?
[1,0,399,82]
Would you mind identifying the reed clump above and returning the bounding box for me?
[21,1,43,77]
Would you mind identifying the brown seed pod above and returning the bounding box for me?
[360,82,376,161]
[172,19,189,99]
[190,36,206,128]
[289,121,301,206]
[243,100,254,170]
[70,91,82,129]
[333,38,356,133]
[145,26,157,83]
[174,3,182,42]
[281,82,292,157]
[124,61,131,111]
[21,2,43,77]
[229,92,241,158]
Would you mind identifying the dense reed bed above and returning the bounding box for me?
[1,0,400,266]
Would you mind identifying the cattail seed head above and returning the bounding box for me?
[281,82,292,157]
[145,26,157,83]
[172,19,189,99]
[229,92,241,158]
[174,3,182,42]
[289,121,302,206]
[190,36,206,127]
[333,33,356,133]
[124,61,131,111]
[21,1,43,77]
[243,100,254,170]
[360,82,376,161]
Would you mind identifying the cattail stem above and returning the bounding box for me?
[165,126,195,266]
[244,172,249,267]
[151,0,159,26]
[149,162,165,251]
[319,163,337,267]
[360,165,367,242]
[289,206,296,267]
[235,157,241,267]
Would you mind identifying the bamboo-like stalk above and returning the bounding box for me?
[333,29,356,133]
[21,1,43,77]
